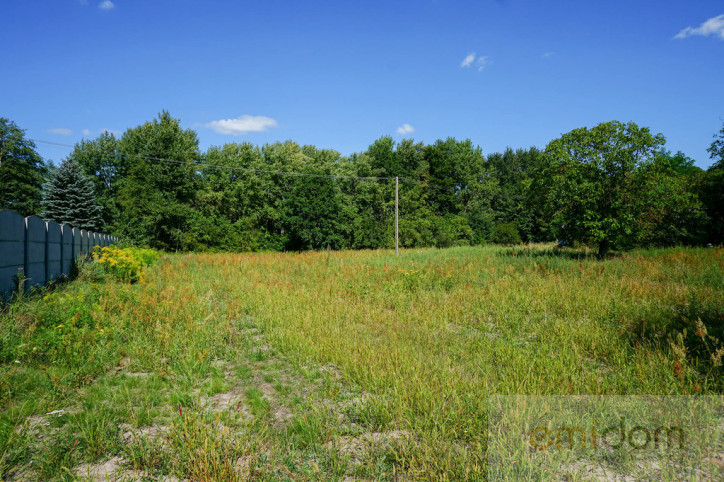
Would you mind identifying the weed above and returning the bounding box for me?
[0,244,722,479]
[92,245,159,283]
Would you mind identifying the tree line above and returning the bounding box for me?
[1,112,722,256]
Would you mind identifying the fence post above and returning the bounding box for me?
[61,225,73,276]
[25,216,48,288]
[0,210,25,297]
[46,220,61,283]
[0,210,116,296]
[73,227,81,262]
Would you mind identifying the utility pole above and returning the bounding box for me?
[395,176,399,255]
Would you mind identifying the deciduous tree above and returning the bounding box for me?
[283,173,348,251]
[707,122,724,169]
[68,131,125,229]
[116,111,201,250]
[700,123,724,243]
[632,157,707,247]
[534,121,665,257]
[0,118,46,216]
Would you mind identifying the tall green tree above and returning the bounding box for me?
[342,138,417,249]
[655,149,701,176]
[423,138,497,244]
[195,142,268,251]
[423,138,471,215]
[283,173,348,251]
[0,118,46,216]
[700,167,724,245]
[116,111,201,250]
[195,141,305,251]
[707,121,724,169]
[534,121,665,257]
[68,131,125,229]
[632,156,707,247]
[700,123,724,244]
[487,147,546,241]
[367,136,402,177]
[41,159,102,230]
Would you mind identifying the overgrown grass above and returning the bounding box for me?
[0,244,721,479]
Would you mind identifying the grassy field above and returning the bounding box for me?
[1,245,722,480]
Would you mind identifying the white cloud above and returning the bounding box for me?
[461,53,491,71]
[102,128,122,136]
[205,115,279,135]
[476,56,490,71]
[674,14,724,40]
[48,128,72,136]
[396,123,415,135]
[460,53,476,68]
[542,51,555,58]
[82,129,92,136]
[98,1,115,10]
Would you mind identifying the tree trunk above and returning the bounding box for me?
[598,239,610,259]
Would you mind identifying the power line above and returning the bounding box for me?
[30,138,458,191]
[32,138,400,181]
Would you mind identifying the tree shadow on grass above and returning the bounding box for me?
[496,245,619,261]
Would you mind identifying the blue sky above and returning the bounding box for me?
[2,0,723,168]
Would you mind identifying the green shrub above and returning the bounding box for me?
[491,223,522,245]
[433,215,473,248]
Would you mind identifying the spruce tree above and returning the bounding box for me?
[41,159,102,230]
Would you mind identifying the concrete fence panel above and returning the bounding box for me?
[0,210,25,295]
[61,225,73,275]
[46,221,62,282]
[26,216,47,288]
[73,227,82,260]
[81,230,89,255]
[0,209,116,297]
